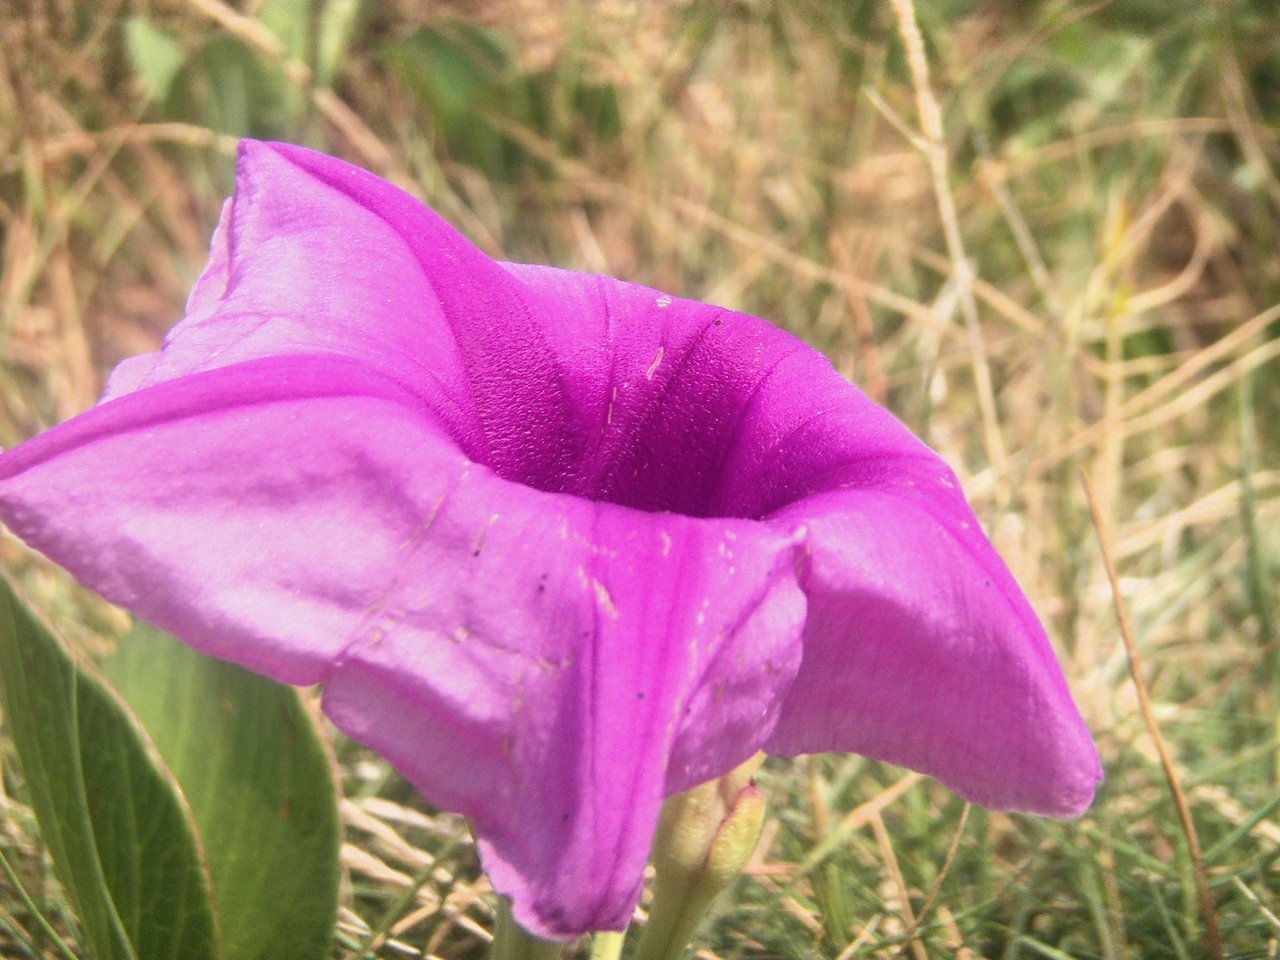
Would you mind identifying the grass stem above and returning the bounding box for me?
[888,0,1008,493]
[1081,469,1224,960]
[0,846,80,960]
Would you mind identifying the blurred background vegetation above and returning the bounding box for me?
[1,0,1278,957]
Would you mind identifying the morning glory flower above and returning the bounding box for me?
[0,141,1100,940]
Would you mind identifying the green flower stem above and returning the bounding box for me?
[630,870,714,960]
[588,930,627,960]
[631,755,768,960]
[490,898,565,960]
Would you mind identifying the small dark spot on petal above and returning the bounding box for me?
[983,578,992,587]
[713,318,723,326]
[636,691,645,700]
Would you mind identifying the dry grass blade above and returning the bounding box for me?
[870,811,927,960]
[1230,876,1280,933]
[793,772,924,878]
[1021,302,1280,481]
[890,804,970,960]
[1081,469,1223,960]
[888,0,1007,491]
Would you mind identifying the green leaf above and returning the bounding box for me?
[0,573,220,960]
[385,22,530,177]
[123,17,187,103]
[386,23,510,125]
[316,0,363,89]
[258,0,312,61]
[258,0,313,123]
[198,35,291,139]
[198,35,255,137]
[101,624,341,960]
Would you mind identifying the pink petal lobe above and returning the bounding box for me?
[0,353,807,938]
[607,319,1102,817]
[105,141,457,388]
[0,357,456,683]
[99,140,564,465]
[765,468,1101,817]
[322,488,807,938]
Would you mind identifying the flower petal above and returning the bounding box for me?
[497,261,817,516]
[0,358,452,682]
[102,140,581,472]
[0,354,807,938]
[752,382,1101,815]
[109,141,834,518]
[322,491,806,937]
[104,143,454,391]
[509,262,1100,816]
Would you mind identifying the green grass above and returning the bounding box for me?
[2,0,1279,956]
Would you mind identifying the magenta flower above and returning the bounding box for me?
[0,142,1099,939]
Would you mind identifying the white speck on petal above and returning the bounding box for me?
[404,495,446,547]
[472,513,501,556]
[645,346,665,380]
[659,530,672,557]
[592,578,620,620]
[655,295,672,308]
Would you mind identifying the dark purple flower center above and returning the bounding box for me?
[457,311,822,523]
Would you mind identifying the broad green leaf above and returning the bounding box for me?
[0,573,220,960]
[102,624,341,960]
[123,17,187,103]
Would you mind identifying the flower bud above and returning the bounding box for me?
[634,754,767,960]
